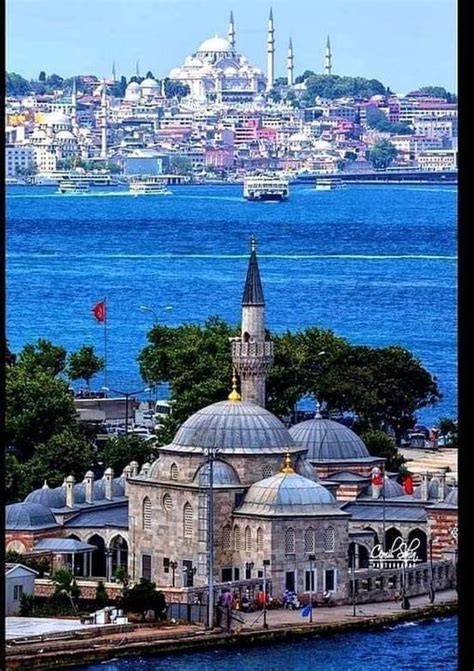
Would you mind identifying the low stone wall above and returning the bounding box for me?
[34,579,123,600]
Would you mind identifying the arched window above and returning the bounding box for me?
[304,527,315,553]
[183,502,193,538]
[285,527,296,554]
[262,466,272,479]
[142,497,152,529]
[163,493,173,512]
[257,527,264,552]
[222,525,232,550]
[245,526,252,552]
[170,463,178,481]
[233,525,241,550]
[324,526,335,552]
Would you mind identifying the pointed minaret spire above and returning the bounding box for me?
[112,61,116,82]
[135,61,140,79]
[228,10,236,49]
[231,237,274,407]
[71,78,78,133]
[266,8,275,92]
[287,37,294,86]
[325,35,332,75]
[100,80,108,159]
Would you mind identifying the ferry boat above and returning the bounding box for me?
[57,179,90,194]
[243,175,289,201]
[129,177,171,195]
[315,178,345,191]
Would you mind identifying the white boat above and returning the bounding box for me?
[57,179,90,194]
[243,174,289,201]
[315,178,345,191]
[129,177,171,195]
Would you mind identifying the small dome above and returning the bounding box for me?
[6,502,59,530]
[31,128,47,139]
[236,471,340,517]
[169,400,297,455]
[443,487,458,506]
[45,111,71,126]
[295,458,318,481]
[25,485,66,509]
[56,130,76,140]
[365,477,405,498]
[140,78,159,90]
[193,460,241,486]
[289,132,309,143]
[197,36,234,53]
[313,139,332,150]
[413,478,453,501]
[290,415,370,462]
[168,68,184,79]
[126,81,141,91]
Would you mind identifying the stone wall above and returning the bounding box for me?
[428,508,458,559]
[6,527,64,553]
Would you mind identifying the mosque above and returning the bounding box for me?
[6,240,457,606]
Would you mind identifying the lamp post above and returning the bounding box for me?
[262,559,270,629]
[429,536,435,603]
[102,386,151,434]
[206,445,219,630]
[308,553,315,623]
[139,305,159,324]
[105,549,112,582]
[170,561,178,587]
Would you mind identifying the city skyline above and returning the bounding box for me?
[7,0,456,93]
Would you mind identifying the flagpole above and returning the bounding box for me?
[104,296,108,390]
[382,464,386,553]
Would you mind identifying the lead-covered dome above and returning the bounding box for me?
[197,36,235,54]
[236,471,344,517]
[365,477,405,498]
[193,459,241,486]
[168,400,298,455]
[25,483,66,509]
[6,502,59,530]
[289,414,370,462]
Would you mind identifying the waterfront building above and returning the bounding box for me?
[5,144,34,177]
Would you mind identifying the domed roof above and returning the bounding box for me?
[140,78,159,89]
[442,487,458,506]
[168,67,184,79]
[198,36,234,53]
[236,471,343,517]
[313,139,332,150]
[31,128,47,139]
[126,81,141,91]
[413,478,453,501]
[56,130,76,140]
[46,111,71,126]
[365,477,406,498]
[167,400,298,455]
[295,458,318,481]
[25,484,66,509]
[6,502,59,530]
[289,414,370,462]
[193,460,241,486]
[289,132,310,142]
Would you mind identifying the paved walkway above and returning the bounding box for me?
[5,617,106,640]
[238,589,457,629]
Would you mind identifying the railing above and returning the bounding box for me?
[231,342,274,358]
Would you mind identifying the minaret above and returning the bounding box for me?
[71,78,78,134]
[228,10,236,49]
[231,237,274,407]
[287,37,294,86]
[112,61,116,82]
[266,8,275,92]
[324,35,332,75]
[100,80,108,159]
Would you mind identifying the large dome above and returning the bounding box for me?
[25,483,66,509]
[289,414,371,462]
[197,36,235,54]
[236,471,344,517]
[6,502,59,530]
[168,400,298,455]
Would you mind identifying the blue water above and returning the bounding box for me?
[6,183,457,423]
[72,616,458,670]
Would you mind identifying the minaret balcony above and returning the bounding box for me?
[231,341,274,358]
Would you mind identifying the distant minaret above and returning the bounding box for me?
[287,37,294,86]
[228,10,236,49]
[71,78,78,134]
[231,237,274,407]
[112,61,116,82]
[266,8,275,92]
[324,35,332,75]
[135,61,140,79]
[100,80,108,159]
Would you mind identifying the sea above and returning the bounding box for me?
[67,615,458,671]
[6,182,457,424]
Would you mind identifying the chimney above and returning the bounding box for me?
[438,472,446,501]
[139,462,151,478]
[122,465,132,479]
[130,461,139,477]
[65,475,75,508]
[420,473,430,501]
[104,467,114,500]
[84,470,95,504]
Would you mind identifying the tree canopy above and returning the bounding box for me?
[67,345,105,389]
[366,105,414,135]
[99,434,157,475]
[367,139,398,169]
[163,78,190,99]
[299,74,387,103]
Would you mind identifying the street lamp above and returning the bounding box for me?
[429,536,435,603]
[262,559,270,629]
[139,305,159,324]
[170,560,178,587]
[206,445,220,630]
[308,554,316,623]
[102,386,152,434]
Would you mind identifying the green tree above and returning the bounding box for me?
[301,74,386,103]
[438,417,457,447]
[95,580,109,608]
[38,71,47,82]
[46,73,64,89]
[169,155,193,175]
[17,338,67,377]
[67,345,104,389]
[145,70,155,79]
[344,151,358,161]
[6,72,32,96]
[121,579,167,621]
[367,139,398,169]
[52,569,81,612]
[98,434,156,474]
[163,78,190,99]
[360,429,406,473]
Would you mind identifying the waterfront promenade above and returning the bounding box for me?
[6,590,457,670]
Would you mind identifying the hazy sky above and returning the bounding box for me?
[7,0,457,93]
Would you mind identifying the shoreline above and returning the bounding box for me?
[6,598,457,670]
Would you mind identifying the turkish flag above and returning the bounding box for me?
[403,475,414,495]
[92,300,106,323]
[372,474,383,487]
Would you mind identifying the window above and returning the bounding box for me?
[324,526,335,552]
[142,497,152,529]
[234,492,245,507]
[305,569,316,592]
[221,567,232,582]
[163,557,170,574]
[257,570,263,578]
[325,569,336,592]
[142,554,152,580]
[170,463,178,481]
[13,584,24,601]
[285,527,296,554]
[257,527,264,552]
[163,493,173,512]
[234,567,240,581]
[262,466,272,479]
[233,525,241,550]
[222,525,232,550]
[183,502,193,538]
[245,526,252,552]
[304,527,315,553]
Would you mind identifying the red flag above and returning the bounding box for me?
[403,475,414,495]
[372,474,383,487]
[92,300,106,323]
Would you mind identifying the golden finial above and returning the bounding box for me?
[281,449,294,474]
[250,235,257,253]
[228,371,241,402]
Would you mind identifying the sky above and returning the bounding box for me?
[6,0,457,94]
